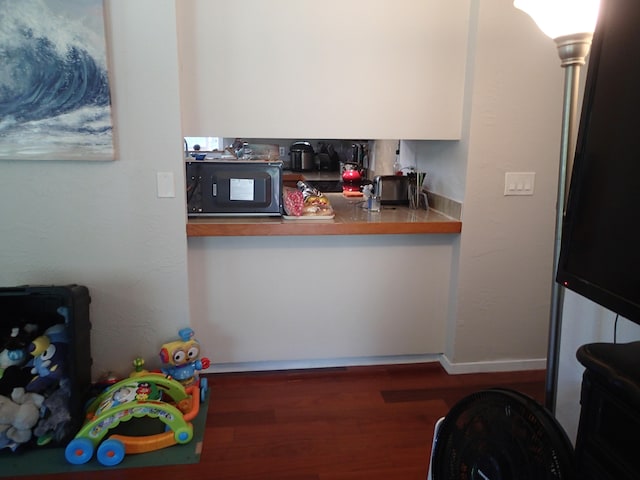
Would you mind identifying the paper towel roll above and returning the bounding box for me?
[371,140,399,177]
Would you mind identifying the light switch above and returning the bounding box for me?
[157,172,176,198]
[504,172,535,196]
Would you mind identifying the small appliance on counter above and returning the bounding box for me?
[373,175,411,205]
[289,141,316,171]
[186,160,283,216]
[351,142,369,179]
[316,142,340,172]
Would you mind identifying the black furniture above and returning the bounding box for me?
[575,341,640,480]
[0,285,92,450]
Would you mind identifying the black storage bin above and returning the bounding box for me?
[0,285,92,451]
[575,341,640,480]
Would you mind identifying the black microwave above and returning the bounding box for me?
[186,160,283,216]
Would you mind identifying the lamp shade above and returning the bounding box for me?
[514,0,601,39]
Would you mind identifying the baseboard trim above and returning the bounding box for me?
[205,354,546,375]
[439,354,547,374]
[205,354,441,374]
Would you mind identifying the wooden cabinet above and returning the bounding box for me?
[177,0,470,139]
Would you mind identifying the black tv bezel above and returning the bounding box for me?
[556,0,640,326]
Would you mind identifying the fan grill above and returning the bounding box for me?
[432,388,574,480]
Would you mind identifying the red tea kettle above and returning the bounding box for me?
[342,162,362,182]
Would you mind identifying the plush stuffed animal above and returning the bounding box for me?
[25,326,68,394]
[33,379,72,445]
[0,387,44,450]
[0,325,38,397]
[0,324,38,380]
[0,328,28,376]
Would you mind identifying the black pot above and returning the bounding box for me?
[290,141,315,171]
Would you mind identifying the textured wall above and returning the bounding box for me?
[444,0,563,365]
[188,234,454,367]
[0,0,190,379]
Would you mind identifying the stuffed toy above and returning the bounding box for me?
[0,328,28,376]
[34,379,72,445]
[0,325,38,396]
[0,324,38,380]
[25,326,68,394]
[0,387,44,450]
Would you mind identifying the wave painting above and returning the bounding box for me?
[0,0,114,160]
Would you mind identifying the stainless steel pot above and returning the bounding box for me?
[290,141,315,171]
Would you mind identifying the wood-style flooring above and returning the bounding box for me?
[9,362,545,480]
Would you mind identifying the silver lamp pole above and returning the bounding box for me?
[546,33,593,413]
[513,0,600,413]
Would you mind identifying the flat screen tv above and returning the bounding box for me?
[556,0,640,326]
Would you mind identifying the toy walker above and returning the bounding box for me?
[64,373,201,467]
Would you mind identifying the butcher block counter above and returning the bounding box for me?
[186,192,462,237]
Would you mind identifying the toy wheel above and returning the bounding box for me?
[174,425,193,444]
[200,377,209,401]
[97,438,126,466]
[65,437,95,465]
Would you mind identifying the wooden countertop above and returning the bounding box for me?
[187,193,461,237]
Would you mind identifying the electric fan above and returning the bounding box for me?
[429,388,574,480]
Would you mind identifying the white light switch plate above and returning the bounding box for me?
[504,172,535,196]
[157,172,176,198]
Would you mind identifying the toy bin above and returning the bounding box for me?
[0,285,92,451]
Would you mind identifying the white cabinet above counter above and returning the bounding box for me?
[177,0,470,140]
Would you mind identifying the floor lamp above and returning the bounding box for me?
[513,0,601,413]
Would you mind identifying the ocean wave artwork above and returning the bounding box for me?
[0,0,115,160]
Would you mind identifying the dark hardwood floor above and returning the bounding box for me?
[10,362,545,480]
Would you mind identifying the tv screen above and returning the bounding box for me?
[556,0,640,325]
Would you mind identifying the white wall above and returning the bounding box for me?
[400,0,479,205]
[0,0,190,378]
[396,1,564,372]
[442,0,564,367]
[188,235,454,368]
[177,0,470,140]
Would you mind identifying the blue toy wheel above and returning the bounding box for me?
[174,425,193,444]
[65,437,94,465]
[97,438,126,466]
[200,377,209,401]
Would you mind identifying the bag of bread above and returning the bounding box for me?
[296,181,334,217]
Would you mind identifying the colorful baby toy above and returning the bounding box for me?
[65,374,201,466]
[159,328,210,388]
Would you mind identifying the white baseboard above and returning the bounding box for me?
[438,354,546,374]
[204,354,441,374]
[204,353,545,375]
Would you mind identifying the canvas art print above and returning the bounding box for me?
[0,0,115,161]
